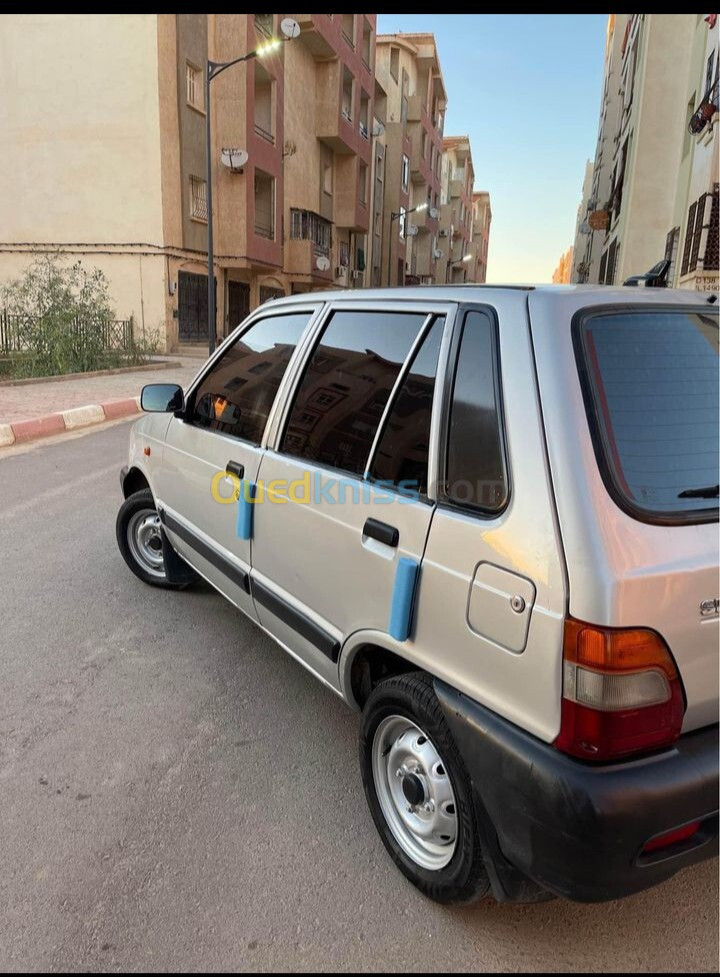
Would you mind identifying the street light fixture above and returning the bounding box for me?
[204,19,299,356]
[386,202,438,287]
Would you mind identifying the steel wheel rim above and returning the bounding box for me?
[372,714,458,871]
[127,508,165,579]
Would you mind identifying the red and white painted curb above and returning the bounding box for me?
[0,396,141,447]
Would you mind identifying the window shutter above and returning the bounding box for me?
[689,193,708,273]
[681,200,698,276]
[702,185,719,271]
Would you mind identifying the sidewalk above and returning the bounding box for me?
[0,359,204,445]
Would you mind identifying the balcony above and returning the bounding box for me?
[285,238,333,284]
[316,61,357,155]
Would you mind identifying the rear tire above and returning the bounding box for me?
[359,671,491,904]
[116,488,190,589]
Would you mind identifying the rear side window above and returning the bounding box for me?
[369,315,445,497]
[281,309,428,476]
[189,312,311,444]
[575,309,719,521]
[443,309,508,513]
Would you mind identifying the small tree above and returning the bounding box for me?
[1,254,152,377]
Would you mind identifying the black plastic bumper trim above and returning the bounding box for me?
[119,465,129,492]
[159,510,250,594]
[435,680,719,903]
[251,579,340,663]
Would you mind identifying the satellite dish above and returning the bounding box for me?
[316,255,331,271]
[433,249,443,259]
[428,207,439,220]
[220,148,248,172]
[372,119,385,138]
[280,18,301,39]
[406,224,419,237]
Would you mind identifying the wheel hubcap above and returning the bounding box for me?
[127,508,166,579]
[372,715,458,871]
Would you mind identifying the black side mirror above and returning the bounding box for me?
[140,383,184,413]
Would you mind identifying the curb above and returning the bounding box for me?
[0,396,141,447]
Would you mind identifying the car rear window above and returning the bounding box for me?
[575,308,719,522]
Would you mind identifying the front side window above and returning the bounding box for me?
[281,310,428,476]
[189,312,312,444]
[444,309,507,513]
[575,309,719,521]
[369,316,445,497]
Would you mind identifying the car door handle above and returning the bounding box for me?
[226,460,245,480]
[363,518,399,548]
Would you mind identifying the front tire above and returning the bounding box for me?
[359,671,490,904]
[116,488,184,588]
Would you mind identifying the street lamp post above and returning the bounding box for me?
[386,202,435,288]
[204,21,299,357]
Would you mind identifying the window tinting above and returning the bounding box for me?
[281,310,428,475]
[578,310,719,518]
[190,312,311,443]
[445,310,507,512]
[370,316,445,496]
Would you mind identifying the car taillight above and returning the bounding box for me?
[554,618,685,762]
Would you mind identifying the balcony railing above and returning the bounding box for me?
[359,121,369,140]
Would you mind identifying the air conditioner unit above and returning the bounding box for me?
[335,267,347,279]
[438,229,449,238]
[351,270,362,281]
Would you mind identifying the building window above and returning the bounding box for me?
[359,162,368,206]
[186,62,204,113]
[254,61,274,142]
[401,154,410,191]
[323,161,333,197]
[389,46,399,82]
[359,91,370,139]
[341,66,354,121]
[255,14,273,38]
[290,208,332,255]
[254,170,275,239]
[399,206,407,239]
[706,51,716,97]
[189,176,208,222]
[664,226,680,284]
[342,13,354,47]
[362,18,372,70]
[705,185,719,271]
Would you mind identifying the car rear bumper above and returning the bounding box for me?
[435,680,719,902]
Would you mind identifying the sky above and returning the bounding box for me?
[376,13,609,283]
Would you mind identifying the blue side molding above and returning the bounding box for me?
[236,480,256,540]
[388,557,420,642]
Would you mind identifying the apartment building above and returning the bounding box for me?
[375,33,447,286]
[551,247,574,284]
[0,13,377,351]
[570,160,593,282]
[469,191,492,284]
[572,13,718,290]
[435,136,475,283]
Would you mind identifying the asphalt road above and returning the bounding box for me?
[0,421,717,973]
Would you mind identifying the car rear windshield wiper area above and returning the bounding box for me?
[677,484,719,499]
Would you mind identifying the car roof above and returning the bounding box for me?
[264,284,716,307]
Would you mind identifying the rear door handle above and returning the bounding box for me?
[363,518,399,548]
[226,460,245,480]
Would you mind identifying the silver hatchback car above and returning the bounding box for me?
[117,285,719,904]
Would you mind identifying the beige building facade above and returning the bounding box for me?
[0,13,379,351]
[469,191,492,284]
[375,33,447,286]
[572,13,718,290]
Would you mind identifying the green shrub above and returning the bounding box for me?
[1,255,157,378]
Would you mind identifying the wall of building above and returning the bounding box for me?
[0,14,169,345]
